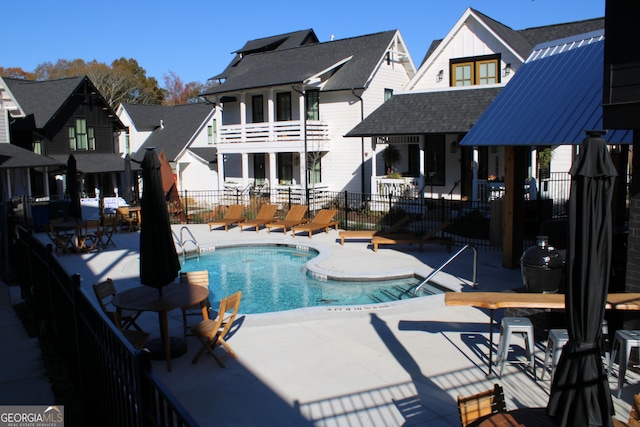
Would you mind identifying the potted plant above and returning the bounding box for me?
[383,145,401,177]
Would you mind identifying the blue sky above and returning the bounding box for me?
[4,0,604,88]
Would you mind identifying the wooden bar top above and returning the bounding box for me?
[444,291,640,311]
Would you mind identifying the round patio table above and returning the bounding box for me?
[112,282,209,372]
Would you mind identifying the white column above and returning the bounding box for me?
[269,152,277,203]
[419,140,425,194]
[239,93,247,142]
[217,152,225,190]
[241,153,249,188]
[370,140,378,194]
[472,147,479,201]
[297,90,307,189]
[267,90,275,140]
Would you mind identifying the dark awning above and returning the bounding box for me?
[50,153,138,174]
[188,147,218,163]
[461,35,632,146]
[0,144,63,170]
[346,87,502,137]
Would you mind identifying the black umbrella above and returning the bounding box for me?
[547,131,617,426]
[123,154,134,204]
[139,148,180,296]
[66,154,82,220]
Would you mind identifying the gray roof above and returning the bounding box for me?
[4,76,85,128]
[346,87,501,136]
[50,153,131,173]
[0,144,63,169]
[124,103,215,162]
[460,34,632,147]
[188,147,218,163]
[202,31,398,95]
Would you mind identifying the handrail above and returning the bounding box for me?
[178,226,200,261]
[413,244,478,296]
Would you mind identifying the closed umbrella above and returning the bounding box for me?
[547,131,617,426]
[123,154,134,204]
[139,148,180,296]
[66,154,82,220]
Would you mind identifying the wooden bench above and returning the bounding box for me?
[371,234,453,252]
[338,230,377,245]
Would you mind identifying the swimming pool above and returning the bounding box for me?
[180,245,444,314]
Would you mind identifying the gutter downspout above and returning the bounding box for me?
[351,89,366,194]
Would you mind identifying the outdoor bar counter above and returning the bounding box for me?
[444,292,640,375]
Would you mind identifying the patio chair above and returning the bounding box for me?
[180,270,211,336]
[99,215,117,249]
[457,384,506,427]
[116,207,138,232]
[370,221,453,252]
[238,204,279,233]
[265,205,309,235]
[92,278,143,331]
[208,204,246,231]
[290,209,339,238]
[77,219,101,252]
[190,290,242,367]
[339,215,411,245]
[44,222,74,254]
[105,311,150,350]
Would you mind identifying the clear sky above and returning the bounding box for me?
[3,0,604,88]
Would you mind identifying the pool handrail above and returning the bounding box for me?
[177,226,201,261]
[413,244,477,296]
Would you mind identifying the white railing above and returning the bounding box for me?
[375,177,419,197]
[219,120,329,146]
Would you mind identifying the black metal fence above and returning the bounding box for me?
[13,226,197,427]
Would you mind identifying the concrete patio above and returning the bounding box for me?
[43,224,636,426]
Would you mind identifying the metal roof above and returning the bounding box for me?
[460,34,632,147]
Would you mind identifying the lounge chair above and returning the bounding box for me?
[291,209,339,238]
[338,216,412,245]
[371,221,453,252]
[265,205,309,235]
[457,384,506,427]
[208,205,246,231]
[238,204,279,232]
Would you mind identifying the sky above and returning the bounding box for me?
[3,0,605,88]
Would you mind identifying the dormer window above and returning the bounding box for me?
[450,54,500,87]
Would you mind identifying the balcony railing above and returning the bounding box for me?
[219,120,330,148]
[375,177,419,198]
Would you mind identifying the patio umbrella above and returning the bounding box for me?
[547,131,617,426]
[123,154,134,204]
[66,154,82,220]
[139,148,180,296]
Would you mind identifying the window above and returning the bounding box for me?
[124,131,130,154]
[425,135,445,186]
[306,90,319,120]
[277,153,293,185]
[276,92,291,121]
[308,153,321,185]
[384,88,394,101]
[451,55,500,87]
[68,118,95,150]
[252,95,264,123]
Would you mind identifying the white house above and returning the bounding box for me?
[116,103,218,194]
[347,8,605,200]
[199,29,417,197]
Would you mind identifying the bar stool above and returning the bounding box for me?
[610,330,640,398]
[496,317,536,379]
[541,329,568,381]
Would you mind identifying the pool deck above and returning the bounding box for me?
[37,225,637,425]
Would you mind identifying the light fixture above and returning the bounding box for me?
[437,69,444,82]
[503,63,512,77]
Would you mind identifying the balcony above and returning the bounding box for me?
[375,176,419,198]
[218,120,330,151]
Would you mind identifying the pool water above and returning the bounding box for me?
[180,245,444,314]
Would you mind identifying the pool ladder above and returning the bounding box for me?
[413,244,478,296]
[175,226,200,261]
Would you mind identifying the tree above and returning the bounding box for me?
[0,67,34,79]
[163,71,206,105]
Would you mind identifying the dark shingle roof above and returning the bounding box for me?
[50,153,129,173]
[518,17,605,49]
[125,103,215,162]
[0,144,63,169]
[188,147,218,163]
[4,76,85,128]
[203,30,398,95]
[346,87,502,136]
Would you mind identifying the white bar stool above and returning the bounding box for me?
[610,329,640,398]
[496,317,536,379]
[541,329,568,381]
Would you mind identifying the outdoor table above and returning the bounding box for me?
[112,282,209,371]
[444,292,640,376]
[128,205,142,226]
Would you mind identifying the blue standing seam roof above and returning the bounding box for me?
[460,39,633,147]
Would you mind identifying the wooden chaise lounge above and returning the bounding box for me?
[338,216,411,245]
[238,204,279,232]
[290,209,338,238]
[208,204,246,231]
[371,222,453,252]
[265,205,309,234]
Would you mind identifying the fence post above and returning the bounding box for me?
[344,191,348,230]
[183,189,189,224]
